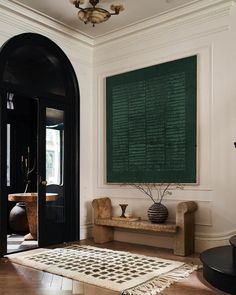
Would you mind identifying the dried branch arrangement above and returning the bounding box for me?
[127,183,184,204]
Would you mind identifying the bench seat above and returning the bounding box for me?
[92,197,197,256]
[95,218,177,233]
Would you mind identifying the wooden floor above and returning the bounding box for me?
[0,239,228,295]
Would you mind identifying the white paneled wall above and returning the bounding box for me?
[93,0,236,252]
[0,1,94,240]
[1,0,236,252]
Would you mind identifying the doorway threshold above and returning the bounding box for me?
[7,234,38,254]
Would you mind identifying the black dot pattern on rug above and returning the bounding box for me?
[26,246,172,284]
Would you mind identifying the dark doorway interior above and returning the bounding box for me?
[0,33,80,256]
[7,95,38,253]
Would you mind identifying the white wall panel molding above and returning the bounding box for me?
[114,230,175,250]
[195,229,236,252]
[0,0,93,46]
[81,216,234,253]
[82,229,235,252]
[76,203,232,252]
[97,195,213,204]
[112,228,235,253]
[1,0,234,48]
[95,46,213,200]
[94,0,234,47]
[0,6,93,66]
[0,14,28,38]
[94,23,229,66]
[0,4,94,246]
[196,229,236,240]
[80,202,215,251]
[80,224,93,239]
[94,186,213,192]
[80,212,93,239]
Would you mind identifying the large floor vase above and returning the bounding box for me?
[147,202,168,223]
[9,202,29,232]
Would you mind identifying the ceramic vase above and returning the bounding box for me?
[147,202,168,223]
[9,202,29,232]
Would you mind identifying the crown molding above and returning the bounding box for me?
[0,0,94,66]
[0,0,235,48]
[0,0,94,47]
[94,0,235,46]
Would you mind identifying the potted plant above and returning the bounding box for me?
[128,183,183,223]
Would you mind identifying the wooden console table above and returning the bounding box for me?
[8,193,58,240]
[92,197,197,256]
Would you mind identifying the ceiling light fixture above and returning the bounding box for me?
[69,0,124,27]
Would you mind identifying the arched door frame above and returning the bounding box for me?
[0,33,80,255]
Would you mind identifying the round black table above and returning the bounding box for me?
[200,245,236,294]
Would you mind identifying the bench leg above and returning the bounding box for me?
[174,201,197,256]
[93,225,114,244]
[174,213,195,256]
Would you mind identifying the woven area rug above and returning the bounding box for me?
[9,245,198,295]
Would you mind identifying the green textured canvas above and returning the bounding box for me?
[106,56,197,183]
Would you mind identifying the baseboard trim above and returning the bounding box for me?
[80,224,93,240]
[81,224,235,253]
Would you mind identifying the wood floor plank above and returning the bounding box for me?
[83,283,119,295]
[72,280,84,294]
[83,283,96,295]
[62,277,73,291]
[41,272,53,288]
[1,239,229,295]
[50,274,63,290]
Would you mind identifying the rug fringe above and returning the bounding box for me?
[122,263,199,295]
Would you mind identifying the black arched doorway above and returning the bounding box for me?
[0,33,80,255]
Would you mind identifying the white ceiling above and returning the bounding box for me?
[10,0,197,38]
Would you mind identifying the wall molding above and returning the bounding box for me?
[80,224,93,240]
[93,195,213,202]
[94,186,213,192]
[1,0,94,46]
[94,25,229,66]
[94,0,234,46]
[1,0,235,48]
[80,223,235,252]
[0,4,93,66]
[113,228,234,253]
[95,46,213,200]
[196,229,236,241]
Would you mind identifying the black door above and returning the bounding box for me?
[38,99,73,246]
[0,90,7,255]
[0,33,80,256]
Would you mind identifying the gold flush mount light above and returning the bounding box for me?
[69,0,124,26]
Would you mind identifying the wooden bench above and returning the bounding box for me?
[92,197,198,256]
